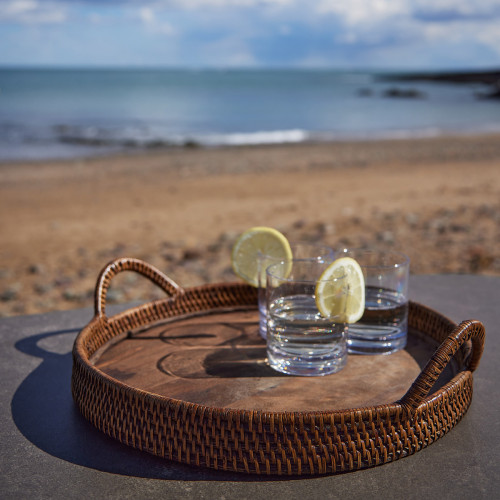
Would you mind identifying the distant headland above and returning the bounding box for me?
[378,68,500,85]
[378,68,500,99]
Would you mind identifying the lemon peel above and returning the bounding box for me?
[231,227,293,287]
[315,257,365,323]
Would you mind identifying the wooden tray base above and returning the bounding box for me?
[92,307,454,412]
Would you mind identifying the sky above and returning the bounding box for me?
[1,0,500,70]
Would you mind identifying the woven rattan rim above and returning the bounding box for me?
[72,258,485,476]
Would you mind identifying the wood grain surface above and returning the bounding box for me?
[93,308,452,412]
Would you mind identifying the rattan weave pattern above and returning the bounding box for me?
[71,258,485,476]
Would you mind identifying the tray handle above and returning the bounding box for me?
[399,319,485,414]
[95,257,184,320]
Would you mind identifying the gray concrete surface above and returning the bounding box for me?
[1,275,498,499]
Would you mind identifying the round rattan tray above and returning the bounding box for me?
[72,258,485,476]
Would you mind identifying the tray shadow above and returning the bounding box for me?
[12,325,455,480]
[11,328,292,482]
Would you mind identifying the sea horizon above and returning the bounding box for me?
[1,66,499,162]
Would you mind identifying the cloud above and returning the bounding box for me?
[138,6,176,35]
[411,0,500,21]
[316,0,407,25]
[153,0,294,7]
[1,0,500,68]
[0,0,67,24]
[308,0,500,64]
[314,0,500,31]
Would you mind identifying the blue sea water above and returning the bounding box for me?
[1,67,499,161]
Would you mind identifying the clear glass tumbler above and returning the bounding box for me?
[339,248,410,355]
[266,259,348,376]
[257,242,334,339]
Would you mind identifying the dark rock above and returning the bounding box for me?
[449,223,469,233]
[62,289,86,302]
[383,87,426,99]
[78,268,89,278]
[184,139,200,149]
[468,246,494,272]
[53,277,73,288]
[376,231,395,244]
[182,248,202,261]
[376,69,500,85]
[34,283,53,295]
[207,242,222,253]
[163,251,179,263]
[475,84,500,100]
[1,287,19,302]
[27,264,44,275]
[292,219,306,230]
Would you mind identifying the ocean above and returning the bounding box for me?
[1,68,499,162]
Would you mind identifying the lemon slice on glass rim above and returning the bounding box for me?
[315,257,365,323]
[231,227,293,287]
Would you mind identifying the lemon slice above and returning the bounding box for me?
[231,227,293,287]
[315,257,365,323]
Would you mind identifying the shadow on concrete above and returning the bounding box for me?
[11,328,288,482]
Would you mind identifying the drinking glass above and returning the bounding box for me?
[257,242,334,339]
[266,259,348,376]
[339,248,410,355]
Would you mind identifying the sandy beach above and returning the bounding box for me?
[1,133,499,317]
